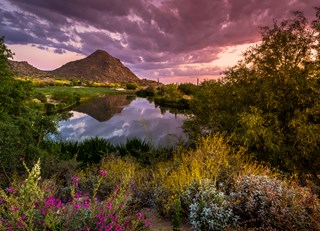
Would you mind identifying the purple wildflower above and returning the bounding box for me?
[75,192,82,198]
[45,196,55,209]
[99,170,107,176]
[7,187,13,193]
[136,212,144,220]
[145,220,151,227]
[21,214,27,221]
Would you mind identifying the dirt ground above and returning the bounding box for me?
[141,208,193,231]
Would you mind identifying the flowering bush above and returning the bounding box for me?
[186,180,238,231]
[229,174,320,230]
[0,159,151,230]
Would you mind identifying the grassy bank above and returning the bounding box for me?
[34,86,134,114]
[35,86,131,101]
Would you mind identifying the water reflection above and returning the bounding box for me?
[58,97,187,146]
[75,95,134,122]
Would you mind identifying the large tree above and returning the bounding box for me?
[0,37,57,184]
[186,8,320,175]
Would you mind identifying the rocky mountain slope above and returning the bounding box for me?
[8,60,47,77]
[9,50,143,84]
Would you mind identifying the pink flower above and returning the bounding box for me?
[74,203,81,210]
[145,220,151,227]
[75,192,82,198]
[99,170,107,175]
[106,202,113,210]
[55,200,63,208]
[136,212,144,220]
[72,176,79,187]
[7,187,13,193]
[21,214,27,221]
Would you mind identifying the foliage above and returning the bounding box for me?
[171,198,182,231]
[53,79,72,86]
[126,82,139,90]
[136,85,156,97]
[158,84,182,98]
[186,9,320,176]
[229,174,320,230]
[177,83,198,95]
[154,96,189,109]
[45,138,173,167]
[150,134,243,215]
[188,184,238,231]
[0,160,151,230]
[0,37,57,183]
[91,81,105,87]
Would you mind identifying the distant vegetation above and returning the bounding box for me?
[2,8,320,230]
[136,83,197,109]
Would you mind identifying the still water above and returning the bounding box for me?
[57,95,187,146]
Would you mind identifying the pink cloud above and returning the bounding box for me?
[1,0,319,82]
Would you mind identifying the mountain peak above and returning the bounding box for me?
[51,50,139,83]
[89,49,111,57]
[9,50,156,85]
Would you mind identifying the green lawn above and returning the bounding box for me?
[35,86,129,100]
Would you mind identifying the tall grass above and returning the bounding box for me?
[44,137,174,166]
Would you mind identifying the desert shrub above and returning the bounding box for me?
[136,85,156,97]
[188,182,238,231]
[0,159,151,230]
[126,83,139,90]
[53,79,72,86]
[178,83,198,95]
[91,82,104,87]
[30,79,48,87]
[107,83,121,88]
[149,134,279,216]
[229,174,320,230]
[77,155,139,198]
[151,134,235,214]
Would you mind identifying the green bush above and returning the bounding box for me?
[178,83,198,95]
[126,83,139,90]
[136,85,156,97]
[33,91,47,103]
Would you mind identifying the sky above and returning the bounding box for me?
[1,0,319,83]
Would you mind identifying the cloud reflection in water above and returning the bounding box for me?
[58,98,187,146]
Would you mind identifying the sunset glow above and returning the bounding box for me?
[1,0,318,83]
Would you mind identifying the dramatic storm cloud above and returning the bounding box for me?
[1,0,319,82]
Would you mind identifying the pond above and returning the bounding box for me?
[57,95,188,146]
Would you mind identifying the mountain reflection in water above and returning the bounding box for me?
[75,95,134,122]
[58,96,187,146]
